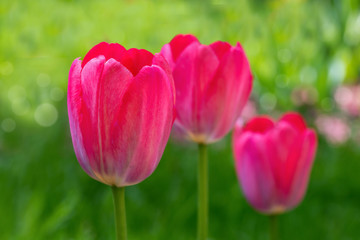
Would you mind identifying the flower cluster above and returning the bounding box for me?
[67,34,318,239]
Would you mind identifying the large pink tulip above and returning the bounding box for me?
[161,34,253,143]
[67,42,175,187]
[233,112,317,214]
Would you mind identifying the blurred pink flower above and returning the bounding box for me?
[334,85,360,116]
[161,34,253,143]
[315,115,350,144]
[233,112,317,215]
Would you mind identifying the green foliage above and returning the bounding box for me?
[0,0,360,239]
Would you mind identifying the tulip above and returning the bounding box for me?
[161,34,253,240]
[161,34,253,143]
[67,42,175,240]
[233,112,317,239]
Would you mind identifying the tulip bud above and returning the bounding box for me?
[67,42,175,187]
[161,34,253,143]
[232,112,317,214]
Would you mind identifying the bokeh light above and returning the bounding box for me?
[34,103,58,127]
[1,118,16,132]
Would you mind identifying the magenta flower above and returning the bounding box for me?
[233,113,317,214]
[161,34,253,143]
[67,42,175,187]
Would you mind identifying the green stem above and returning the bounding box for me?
[112,186,127,240]
[197,143,208,240]
[269,215,278,240]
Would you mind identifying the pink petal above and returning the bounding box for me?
[80,55,106,118]
[152,53,176,104]
[110,65,175,186]
[280,112,307,133]
[243,116,275,134]
[286,130,317,209]
[68,59,82,121]
[79,59,133,185]
[160,44,175,70]
[204,46,253,141]
[82,42,126,68]
[120,48,154,76]
[68,58,97,179]
[169,34,199,61]
[99,59,134,123]
[209,41,232,60]
[78,56,108,180]
[172,43,220,139]
[235,133,276,213]
[266,123,299,205]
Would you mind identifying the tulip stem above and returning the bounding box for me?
[269,215,278,240]
[112,186,127,240]
[197,143,208,240]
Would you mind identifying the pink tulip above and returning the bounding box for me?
[161,34,253,143]
[233,113,317,214]
[67,42,175,187]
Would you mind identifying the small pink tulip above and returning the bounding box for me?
[233,112,317,214]
[67,42,175,187]
[161,34,253,143]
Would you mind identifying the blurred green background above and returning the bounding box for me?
[1,0,360,239]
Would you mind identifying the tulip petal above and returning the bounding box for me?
[108,65,174,186]
[79,59,134,185]
[169,34,199,61]
[80,55,106,118]
[68,58,97,179]
[82,42,126,68]
[266,123,298,205]
[100,59,134,124]
[204,46,253,141]
[68,59,82,120]
[79,56,109,181]
[210,41,232,60]
[243,116,275,134]
[235,133,276,213]
[120,48,154,76]
[152,53,176,104]
[172,43,220,140]
[160,44,175,69]
[280,112,307,133]
[287,130,317,209]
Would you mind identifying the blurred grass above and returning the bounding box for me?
[0,0,360,239]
